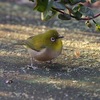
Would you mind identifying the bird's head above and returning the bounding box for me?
[44,30,64,50]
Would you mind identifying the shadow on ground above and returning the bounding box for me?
[0,0,100,100]
[0,77,99,100]
[0,55,100,100]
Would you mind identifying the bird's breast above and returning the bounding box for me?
[28,47,62,61]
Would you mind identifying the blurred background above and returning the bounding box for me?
[0,0,100,32]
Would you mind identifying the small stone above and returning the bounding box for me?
[6,79,13,84]
[72,80,78,83]
[16,53,21,56]
[64,58,67,60]
[27,65,38,70]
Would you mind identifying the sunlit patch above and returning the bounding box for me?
[0,50,22,57]
[0,91,29,98]
[0,91,12,97]
[63,40,100,51]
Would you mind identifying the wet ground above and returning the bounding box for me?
[0,0,100,100]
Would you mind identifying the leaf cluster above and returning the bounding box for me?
[29,0,100,31]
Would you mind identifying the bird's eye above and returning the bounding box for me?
[51,37,56,42]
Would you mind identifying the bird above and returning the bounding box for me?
[16,30,63,69]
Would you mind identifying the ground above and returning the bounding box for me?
[0,0,100,100]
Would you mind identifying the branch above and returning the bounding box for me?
[79,13,100,20]
[52,7,100,21]
[52,7,65,14]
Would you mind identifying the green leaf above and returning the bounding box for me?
[53,1,66,10]
[34,0,48,12]
[79,4,94,17]
[93,20,100,32]
[95,24,100,32]
[41,10,57,21]
[90,0,97,3]
[73,11,82,19]
[29,0,34,2]
[41,0,56,21]
[73,5,80,13]
[58,13,71,20]
[73,4,94,18]
[72,5,82,19]
[69,0,86,5]
[61,0,70,3]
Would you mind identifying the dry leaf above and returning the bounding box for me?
[74,50,81,58]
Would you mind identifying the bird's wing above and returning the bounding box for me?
[25,36,46,52]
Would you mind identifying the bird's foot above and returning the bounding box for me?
[27,64,38,70]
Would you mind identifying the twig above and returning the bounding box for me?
[79,13,100,20]
[52,7,65,14]
[92,19,97,24]
[52,7,100,21]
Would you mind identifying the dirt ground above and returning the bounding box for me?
[0,0,100,100]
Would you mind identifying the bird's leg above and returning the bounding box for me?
[27,56,38,70]
[27,48,38,70]
[30,56,34,67]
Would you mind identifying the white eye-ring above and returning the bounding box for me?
[51,37,56,42]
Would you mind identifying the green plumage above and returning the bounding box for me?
[25,30,62,52]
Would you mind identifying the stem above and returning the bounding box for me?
[80,13,100,20]
[52,7,65,14]
[52,7,100,21]
[92,19,97,24]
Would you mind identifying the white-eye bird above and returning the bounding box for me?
[18,30,63,68]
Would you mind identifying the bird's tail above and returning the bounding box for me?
[12,40,26,45]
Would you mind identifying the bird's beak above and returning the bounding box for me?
[58,36,64,39]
